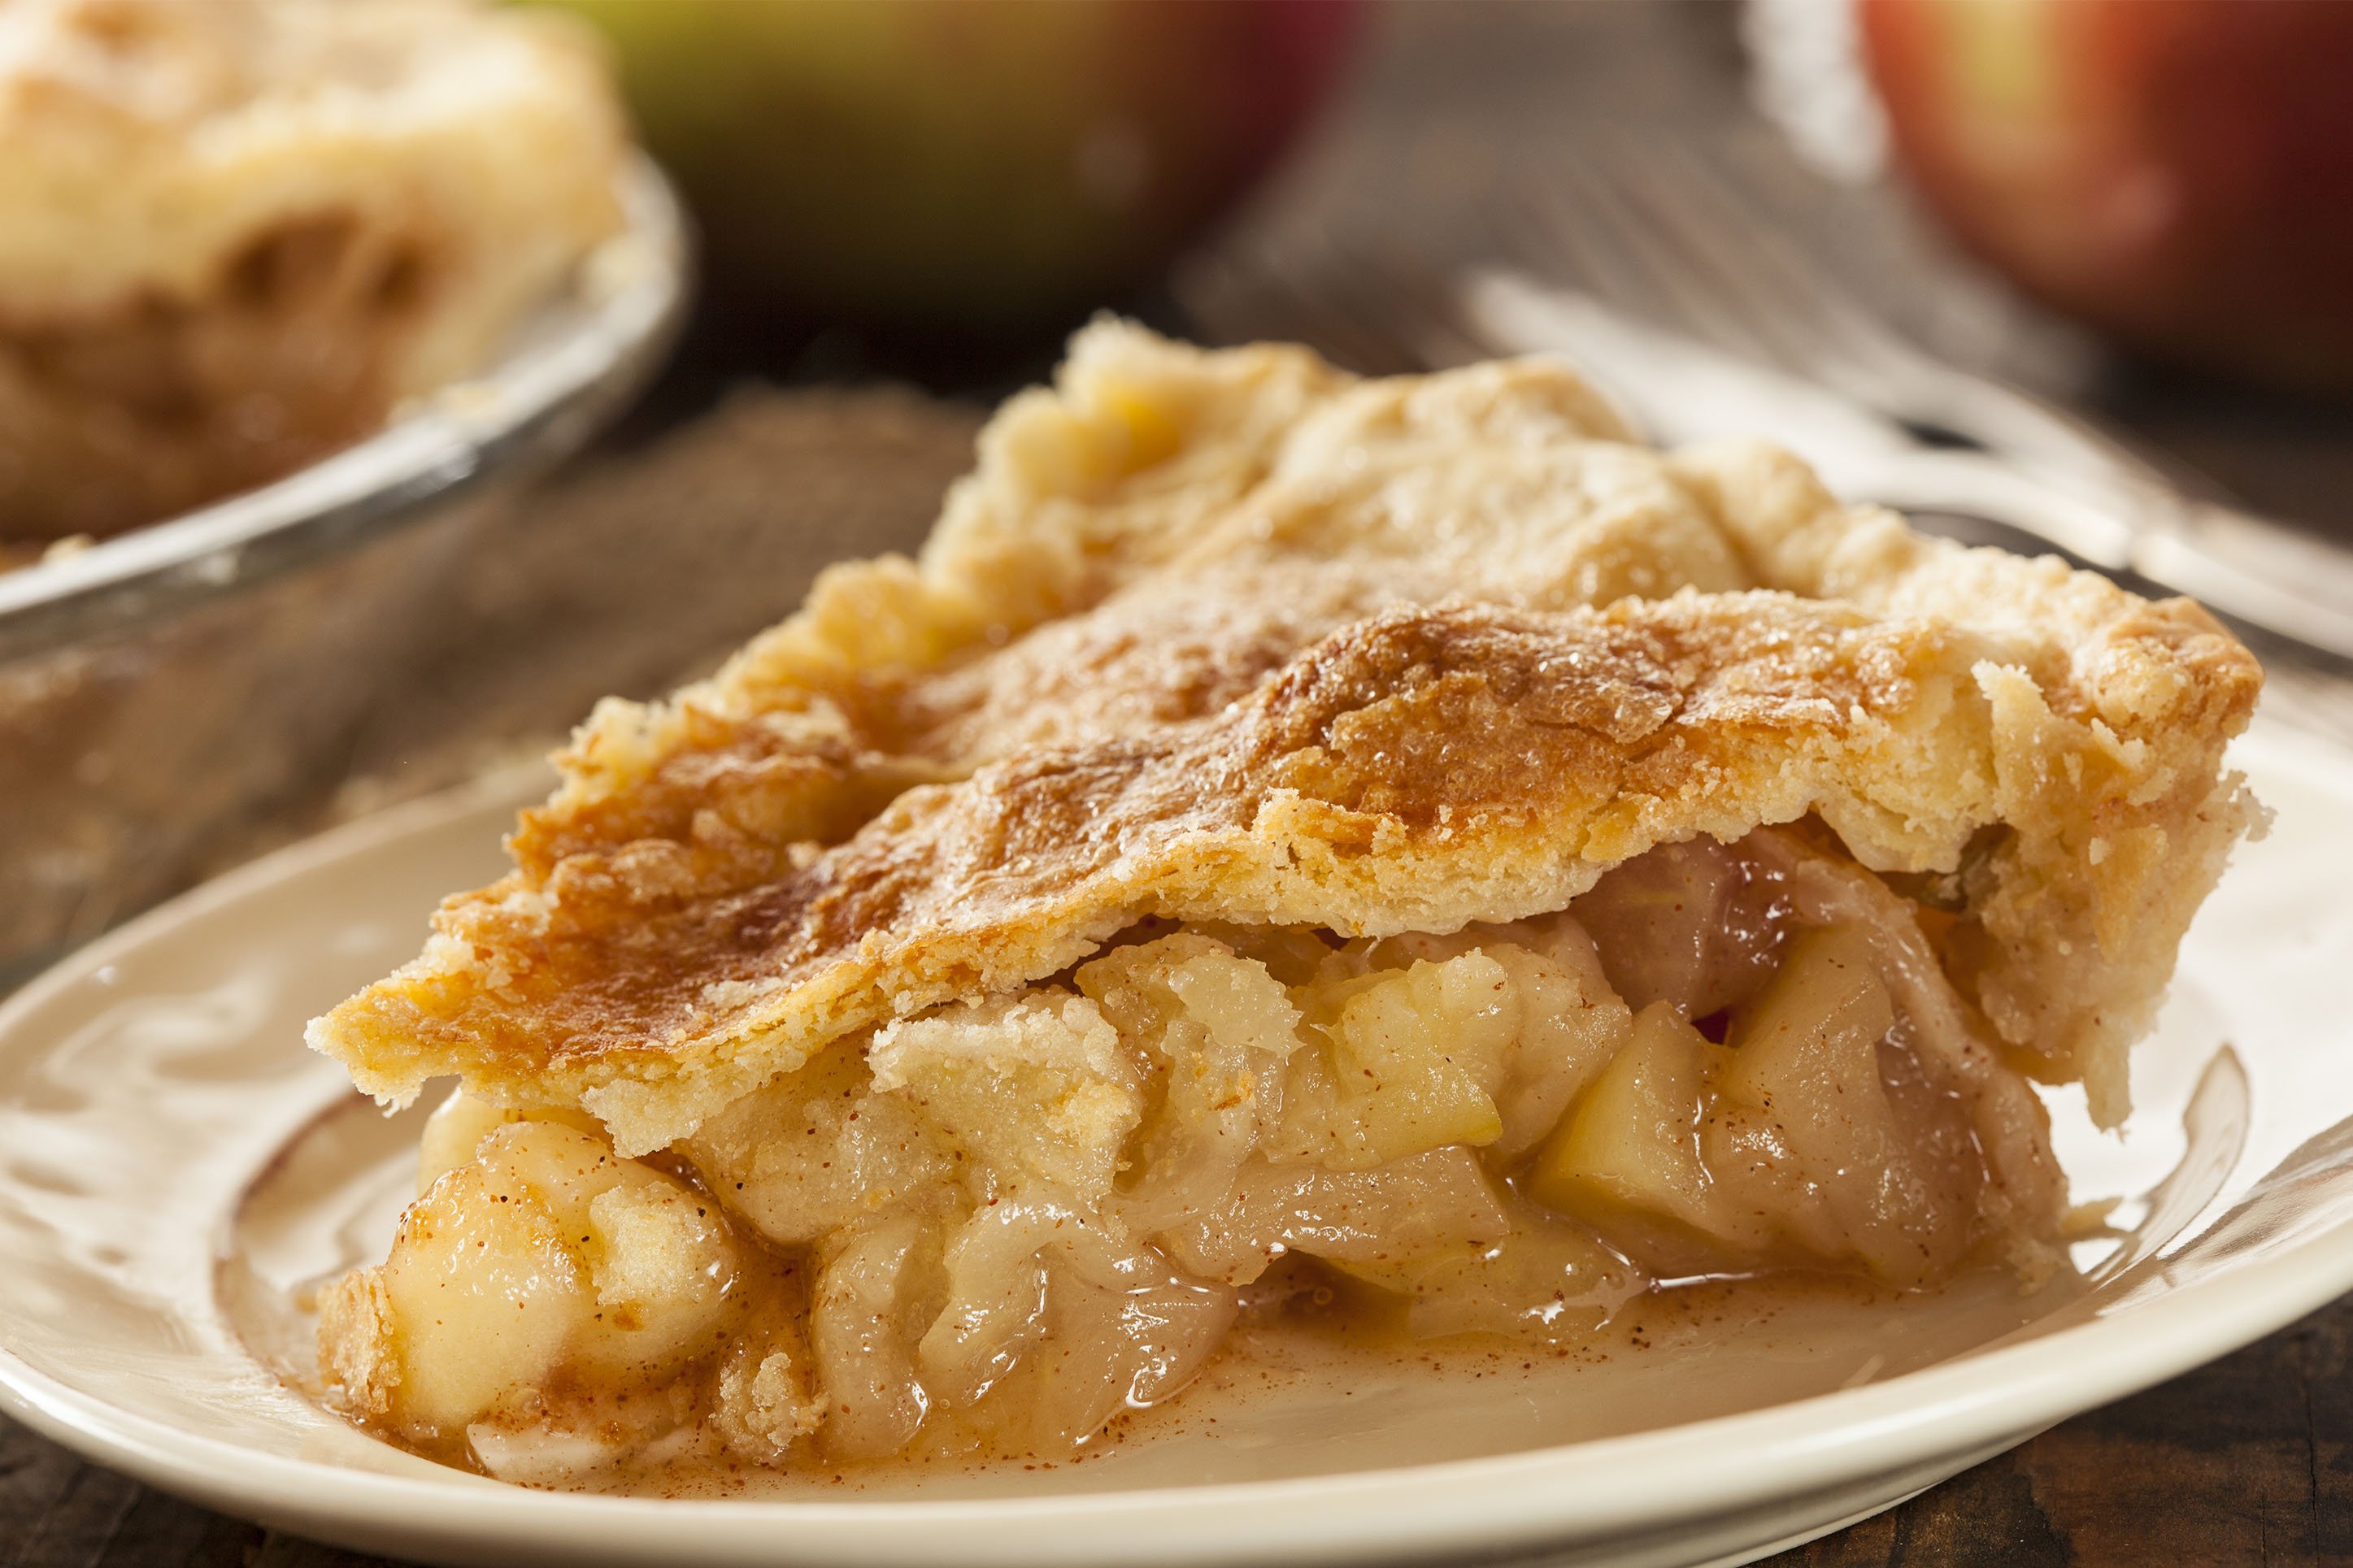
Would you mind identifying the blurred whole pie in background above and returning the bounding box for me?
[0,0,630,545]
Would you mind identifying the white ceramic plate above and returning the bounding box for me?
[2,719,2351,1568]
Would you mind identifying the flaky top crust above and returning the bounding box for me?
[310,322,2262,1153]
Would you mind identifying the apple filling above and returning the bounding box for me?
[318,826,2064,1479]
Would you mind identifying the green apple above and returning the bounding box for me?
[540,0,1361,331]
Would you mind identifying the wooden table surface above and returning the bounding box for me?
[7,4,2352,1566]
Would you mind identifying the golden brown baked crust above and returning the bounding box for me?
[309,323,2262,1153]
[0,0,628,537]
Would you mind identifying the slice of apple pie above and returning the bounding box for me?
[308,321,2262,1481]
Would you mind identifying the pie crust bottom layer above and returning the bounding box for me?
[319,825,2064,1482]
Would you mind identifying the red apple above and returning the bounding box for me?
[538,0,1361,332]
[1861,0,2353,391]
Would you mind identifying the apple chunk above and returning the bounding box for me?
[330,1113,746,1445]
[1528,1001,1721,1256]
[1720,924,1972,1287]
[1326,953,1516,1163]
[1716,924,1893,1114]
[1530,924,1985,1287]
